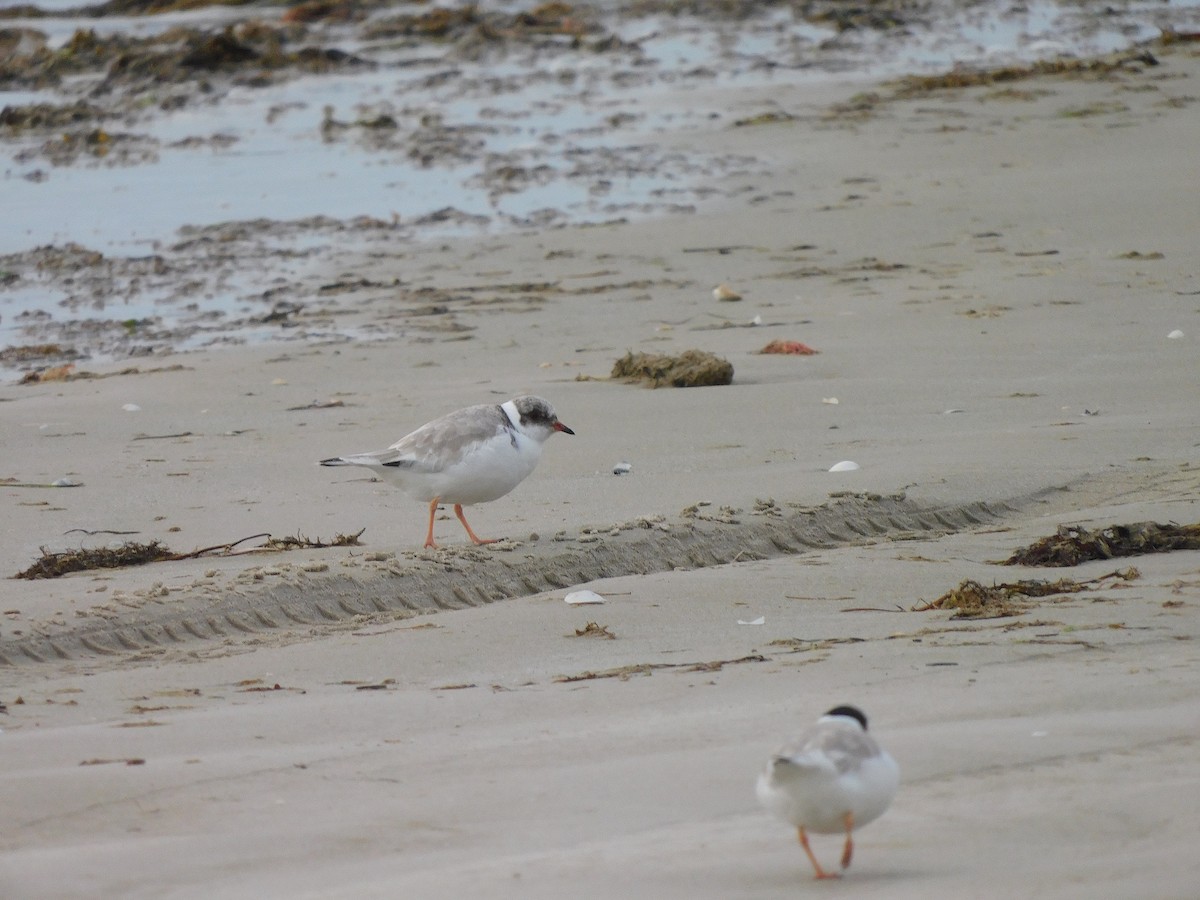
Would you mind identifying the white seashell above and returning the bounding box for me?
[828,460,860,472]
[942,408,965,415]
[613,461,632,475]
[821,397,839,405]
[1167,329,1184,339]
[749,315,763,326]
[564,589,606,605]
[737,616,765,626]
[122,403,141,412]
[51,478,82,487]
[713,283,742,302]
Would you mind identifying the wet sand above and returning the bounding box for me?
[3,37,1200,900]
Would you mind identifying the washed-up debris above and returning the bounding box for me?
[1003,522,1200,567]
[712,283,742,302]
[0,343,82,365]
[759,339,818,355]
[612,461,632,475]
[1,477,82,488]
[732,110,795,127]
[609,349,733,388]
[828,460,860,472]
[236,680,305,694]
[287,399,346,411]
[16,541,176,579]
[263,530,365,551]
[20,363,75,383]
[737,616,765,626]
[766,636,865,654]
[890,50,1159,98]
[570,621,615,639]
[14,529,365,578]
[912,568,1139,619]
[564,589,606,605]
[554,654,767,682]
[16,364,189,385]
[132,431,191,440]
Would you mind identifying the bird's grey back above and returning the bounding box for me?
[775,720,882,775]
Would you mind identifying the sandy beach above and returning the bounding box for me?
[3,21,1200,900]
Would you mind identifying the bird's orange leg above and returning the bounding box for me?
[797,827,839,880]
[840,811,855,870]
[454,504,498,546]
[424,498,440,549]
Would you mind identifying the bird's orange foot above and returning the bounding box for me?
[454,504,499,546]
[798,827,841,881]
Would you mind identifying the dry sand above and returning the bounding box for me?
[3,42,1200,899]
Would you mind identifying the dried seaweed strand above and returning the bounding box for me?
[14,528,366,579]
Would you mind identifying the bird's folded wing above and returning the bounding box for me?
[386,404,510,470]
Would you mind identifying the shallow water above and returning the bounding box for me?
[2,0,1198,363]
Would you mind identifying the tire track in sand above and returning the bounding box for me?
[0,492,1023,665]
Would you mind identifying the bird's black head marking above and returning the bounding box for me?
[824,705,869,730]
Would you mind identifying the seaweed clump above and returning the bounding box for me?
[610,349,733,388]
[16,541,175,579]
[1004,522,1200,567]
[913,568,1139,619]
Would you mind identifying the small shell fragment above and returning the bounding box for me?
[1168,329,1184,339]
[713,283,742,302]
[737,616,765,626]
[828,460,860,472]
[564,590,606,605]
[613,461,632,475]
[122,403,141,412]
[821,397,839,405]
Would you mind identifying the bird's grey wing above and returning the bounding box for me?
[774,723,881,776]
[811,725,882,775]
[385,403,512,473]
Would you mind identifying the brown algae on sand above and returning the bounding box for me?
[15,541,178,579]
[608,349,733,388]
[14,530,366,578]
[913,568,1140,619]
[889,49,1161,98]
[570,621,616,639]
[1003,522,1200,567]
